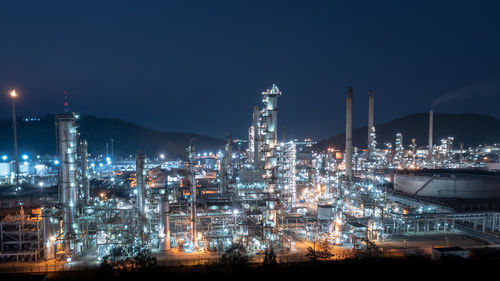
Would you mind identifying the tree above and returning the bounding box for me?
[101,247,132,271]
[132,247,157,270]
[353,238,382,259]
[306,239,334,262]
[263,246,277,269]
[100,246,157,271]
[220,242,248,267]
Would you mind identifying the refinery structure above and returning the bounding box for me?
[2,85,500,267]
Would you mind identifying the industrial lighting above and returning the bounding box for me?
[10,89,19,187]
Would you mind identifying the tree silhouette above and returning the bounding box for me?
[306,239,334,262]
[100,246,157,271]
[220,242,248,267]
[353,238,382,259]
[263,246,277,269]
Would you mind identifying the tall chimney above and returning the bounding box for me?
[368,90,374,157]
[368,90,374,132]
[428,110,433,157]
[345,86,353,180]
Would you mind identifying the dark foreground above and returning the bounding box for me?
[2,256,500,281]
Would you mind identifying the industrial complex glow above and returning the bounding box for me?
[1,84,500,270]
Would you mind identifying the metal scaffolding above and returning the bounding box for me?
[0,212,43,262]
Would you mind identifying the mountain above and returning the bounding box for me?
[0,115,224,159]
[316,113,500,151]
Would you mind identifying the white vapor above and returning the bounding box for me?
[431,82,499,109]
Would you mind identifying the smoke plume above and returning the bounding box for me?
[431,82,498,109]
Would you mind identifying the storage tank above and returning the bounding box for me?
[394,170,500,199]
[317,204,334,220]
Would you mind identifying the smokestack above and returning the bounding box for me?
[428,110,433,156]
[345,86,353,180]
[368,90,374,158]
[368,90,374,132]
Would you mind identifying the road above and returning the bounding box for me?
[0,233,490,273]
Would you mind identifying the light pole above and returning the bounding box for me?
[10,90,19,187]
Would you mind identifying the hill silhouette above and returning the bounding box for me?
[316,112,500,151]
[0,115,224,159]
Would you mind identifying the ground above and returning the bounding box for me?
[0,232,494,274]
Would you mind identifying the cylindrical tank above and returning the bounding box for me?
[317,204,334,220]
[394,171,500,198]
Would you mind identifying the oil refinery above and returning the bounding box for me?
[1,84,500,271]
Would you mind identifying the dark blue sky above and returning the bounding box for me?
[0,0,499,140]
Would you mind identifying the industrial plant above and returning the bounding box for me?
[1,84,500,272]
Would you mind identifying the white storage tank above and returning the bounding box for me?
[394,169,500,199]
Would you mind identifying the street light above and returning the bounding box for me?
[10,90,19,187]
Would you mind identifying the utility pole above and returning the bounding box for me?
[10,90,19,187]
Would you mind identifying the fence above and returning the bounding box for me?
[0,248,430,274]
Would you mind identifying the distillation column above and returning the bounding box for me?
[80,140,90,204]
[262,84,281,240]
[187,143,197,247]
[159,193,171,251]
[136,154,146,217]
[220,136,232,194]
[56,113,79,253]
[345,86,353,181]
[252,106,261,167]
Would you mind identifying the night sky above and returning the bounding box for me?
[0,1,499,140]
